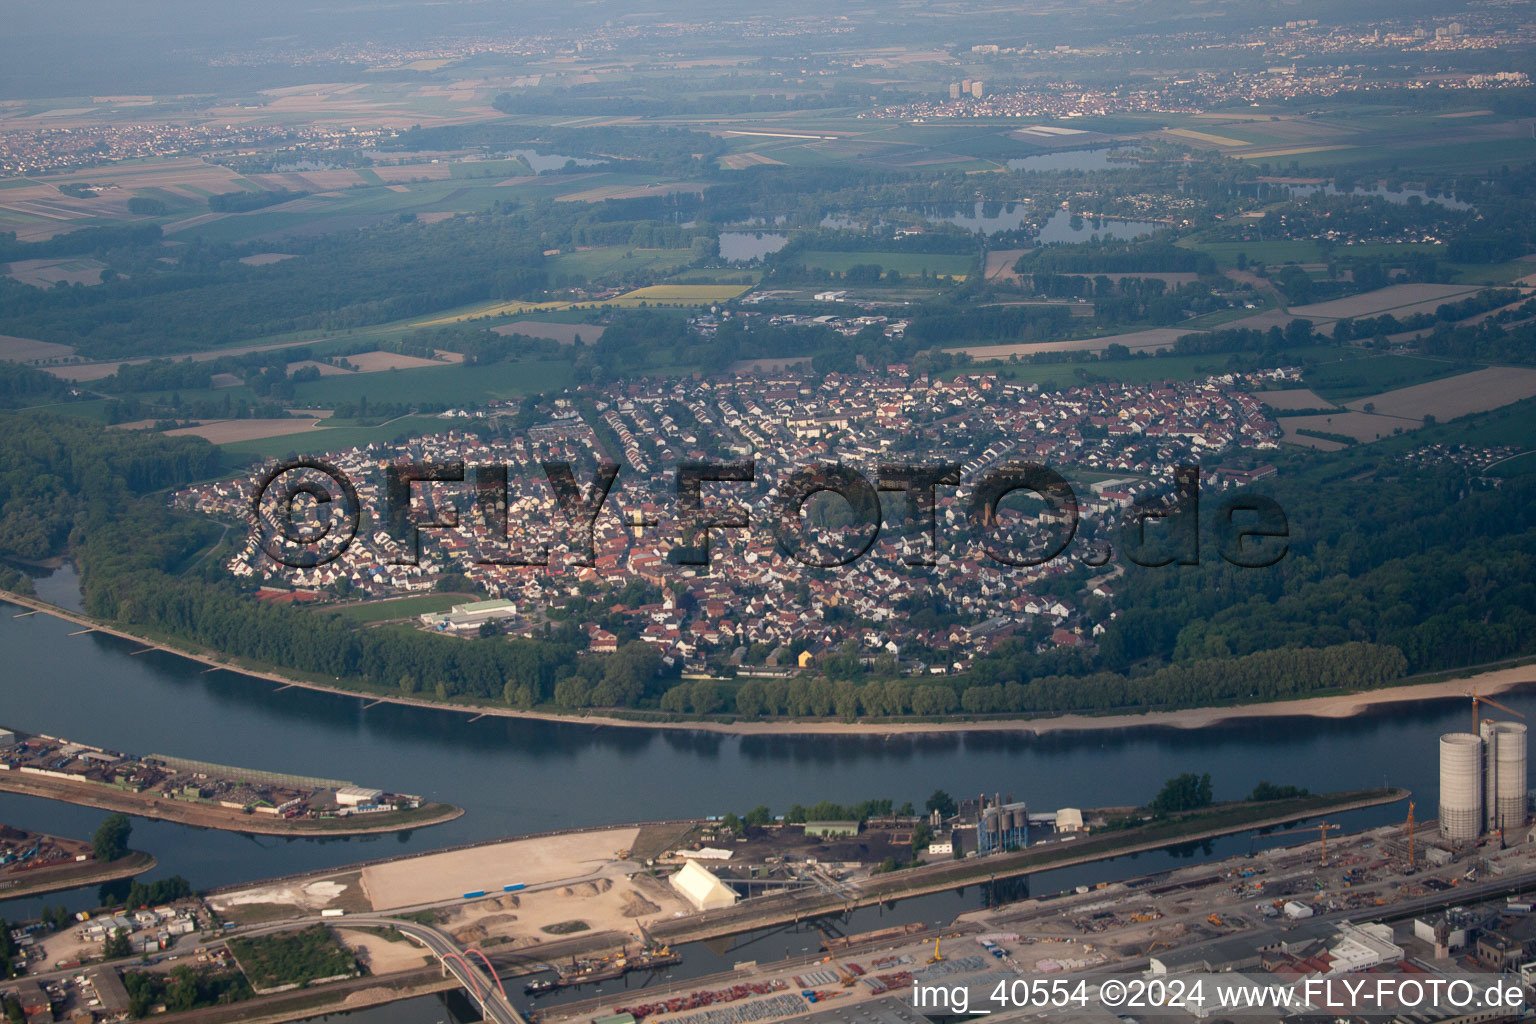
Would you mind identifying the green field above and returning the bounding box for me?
[798,250,976,279]
[1186,240,1326,267]
[1445,260,1534,285]
[291,358,574,407]
[1306,354,1477,401]
[218,414,463,461]
[328,593,474,622]
[1435,396,1536,450]
[547,246,697,282]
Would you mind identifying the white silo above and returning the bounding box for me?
[1482,720,1500,832]
[1439,732,1483,842]
[1495,722,1529,832]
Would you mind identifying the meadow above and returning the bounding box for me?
[797,250,975,279]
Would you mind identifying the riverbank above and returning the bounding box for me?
[0,849,157,901]
[3,588,1530,738]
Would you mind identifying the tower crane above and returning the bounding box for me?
[1313,821,1340,865]
[1470,689,1526,733]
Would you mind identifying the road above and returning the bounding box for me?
[349,916,526,1024]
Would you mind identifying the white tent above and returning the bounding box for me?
[670,859,738,911]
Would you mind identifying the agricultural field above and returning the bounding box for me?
[1255,388,1339,412]
[797,250,975,279]
[0,334,75,363]
[546,246,696,282]
[964,344,1340,391]
[1279,410,1413,445]
[1288,283,1486,321]
[163,416,334,445]
[949,327,1193,359]
[1344,366,1536,421]
[1305,354,1475,401]
[289,357,573,407]
[6,257,107,287]
[217,415,462,461]
[611,283,752,303]
[1279,367,1536,446]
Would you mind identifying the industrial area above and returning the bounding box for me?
[0,824,154,903]
[0,726,461,835]
[2,691,1536,1023]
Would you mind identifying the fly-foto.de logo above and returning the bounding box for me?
[248,457,1288,573]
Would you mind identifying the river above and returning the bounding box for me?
[0,565,1524,1021]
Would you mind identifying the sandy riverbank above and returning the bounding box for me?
[3,589,1531,738]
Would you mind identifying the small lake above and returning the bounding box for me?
[499,149,605,174]
[1037,209,1162,243]
[718,231,789,262]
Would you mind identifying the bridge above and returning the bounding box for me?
[358,916,525,1024]
[248,915,526,1024]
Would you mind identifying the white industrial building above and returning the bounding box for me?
[336,786,384,807]
[1326,922,1401,973]
[670,859,738,911]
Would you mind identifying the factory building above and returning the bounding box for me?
[419,598,517,632]
[975,793,1028,855]
[336,786,384,807]
[0,728,14,748]
[1439,723,1529,842]
[670,859,738,911]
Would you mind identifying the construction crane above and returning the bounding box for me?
[928,937,945,964]
[1470,688,1526,733]
[817,931,857,987]
[1405,802,1416,872]
[1313,821,1341,865]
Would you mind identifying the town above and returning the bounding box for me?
[178,368,1287,679]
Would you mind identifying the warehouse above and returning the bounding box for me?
[670,859,738,911]
[86,966,131,1019]
[420,599,518,632]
